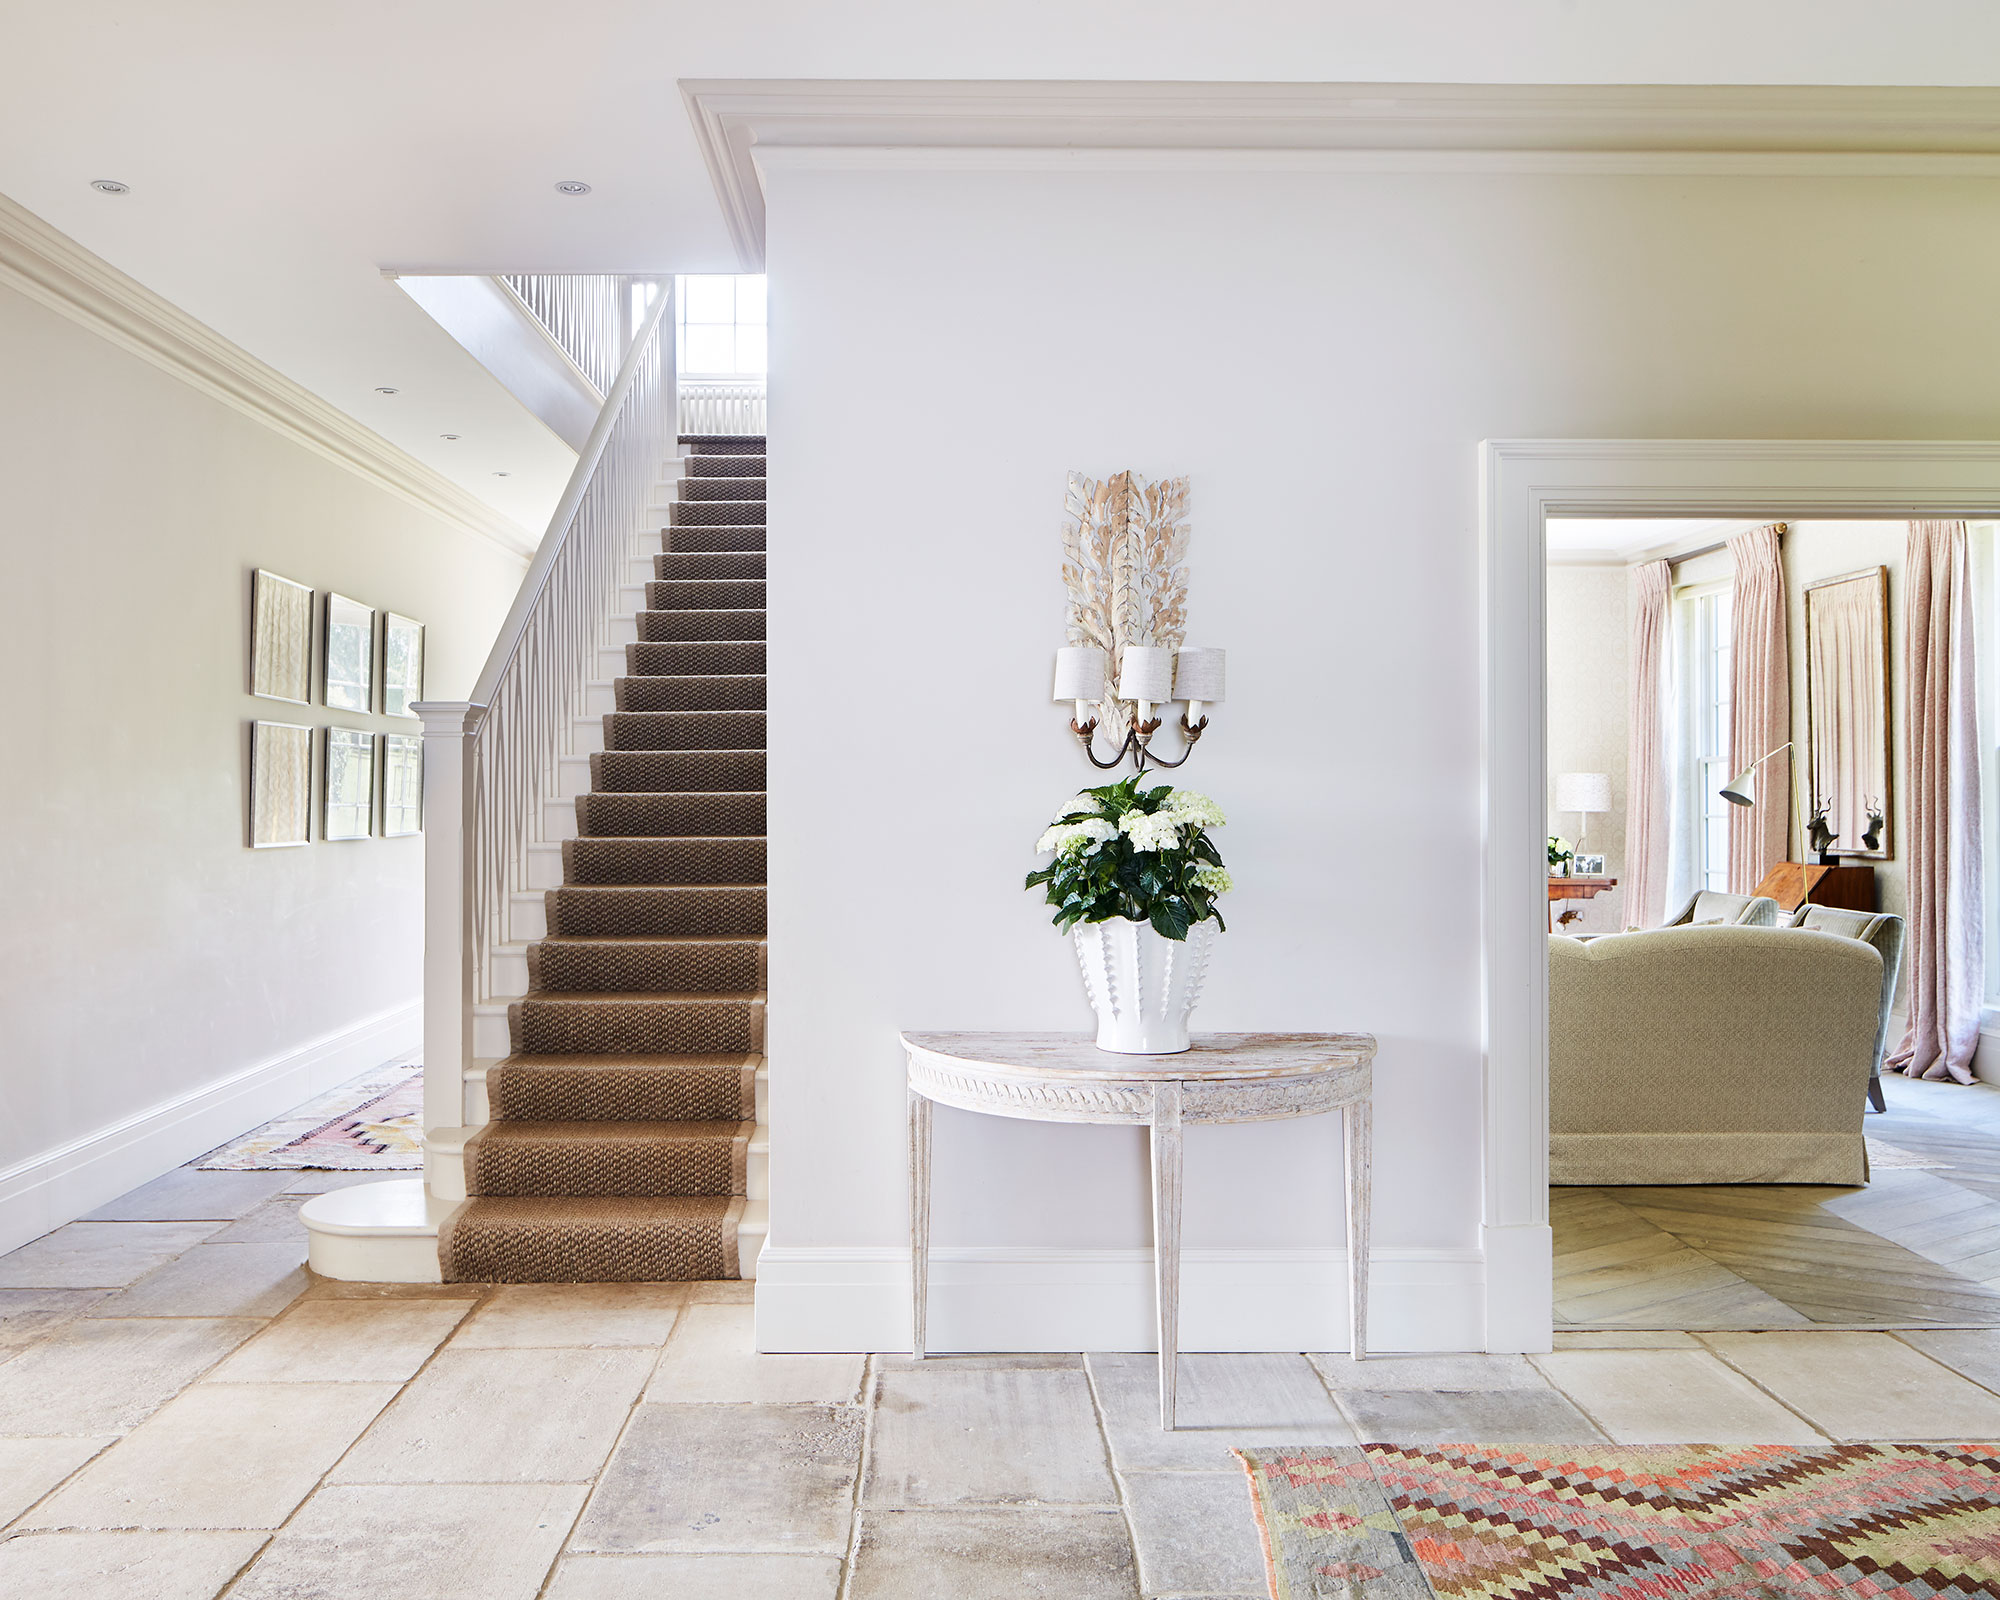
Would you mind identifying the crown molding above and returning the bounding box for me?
[0,192,534,560]
[682,79,2000,269]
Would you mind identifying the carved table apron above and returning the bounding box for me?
[900,1030,1378,1430]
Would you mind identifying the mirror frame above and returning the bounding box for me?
[1804,564,1892,861]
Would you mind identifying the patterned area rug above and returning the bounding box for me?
[1239,1443,2000,1598]
[195,1061,423,1170]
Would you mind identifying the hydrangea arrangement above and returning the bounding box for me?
[1026,773,1231,940]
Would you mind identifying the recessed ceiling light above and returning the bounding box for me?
[374,386,398,395]
[554,180,592,196]
[493,471,511,477]
[90,179,129,195]
[440,433,460,441]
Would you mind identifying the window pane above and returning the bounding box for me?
[683,324,735,373]
[734,324,767,374]
[682,276,736,324]
[735,276,767,323]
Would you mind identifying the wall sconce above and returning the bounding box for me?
[1053,643,1227,769]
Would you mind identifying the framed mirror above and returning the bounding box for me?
[250,571,312,704]
[1805,565,1891,860]
[381,732,423,836]
[324,727,376,840]
[382,613,424,718]
[324,594,374,712]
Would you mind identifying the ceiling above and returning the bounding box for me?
[1545,518,1762,564]
[7,2,2000,531]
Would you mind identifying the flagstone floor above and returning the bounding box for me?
[12,1165,2000,1596]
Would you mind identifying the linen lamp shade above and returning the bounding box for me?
[1117,646,1175,704]
[1052,646,1109,702]
[1173,647,1226,704]
[1554,772,1611,815]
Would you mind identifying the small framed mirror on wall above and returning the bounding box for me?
[382,613,424,718]
[380,732,423,836]
[1805,565,1892,859]
[323,727,376,840]
[324,594,375,713]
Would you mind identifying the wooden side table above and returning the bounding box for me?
[1548,875,1618,931]
[900,1030,1378,1429]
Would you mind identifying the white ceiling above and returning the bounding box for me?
[1545,518,1762,564]
[8,2,2000,529]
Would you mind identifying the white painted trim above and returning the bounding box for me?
[1480,439,2000,1350]
[0,1000,421,1255]
[0,192,533,559]
[752,1243,1483,1354]
[681,79,2000,270]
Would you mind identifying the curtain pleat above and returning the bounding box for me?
[1625,560,1672,927]
[1727,525,1791,894]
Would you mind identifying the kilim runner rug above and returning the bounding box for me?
[196,1061,422,1170]
[1239,1443,2000,1598]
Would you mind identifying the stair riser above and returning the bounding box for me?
[577,792,765,837]
[585,682,617,717]
[614,676,765,713]
[528,941,764,994]
[604,712,766,752]
[637,610,765,643]
[488,1059,757,1121]
[544,889,767,938]
[627,642,766,676]
[655,552,765,581]
[572,720,604,756]
[466,1068,768,1126]
[510,1004,763,1056]
[439,1203,745,1281]
[467,1139,749,1199]
[680,478,767,501]
[681,434,765,454]
[660,526,765,553]
[671,502,765,528]
[591,752,766,793]
[562,838,767,886]
[646,580,766,609]
[685,455,766,477]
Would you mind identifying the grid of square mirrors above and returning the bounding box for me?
[247,568,426,848]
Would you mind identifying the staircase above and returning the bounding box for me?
[437,435,769,1282]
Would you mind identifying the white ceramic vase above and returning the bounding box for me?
[1071,916,1218,1055]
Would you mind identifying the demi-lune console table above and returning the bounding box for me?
[900,1031,1379,1429]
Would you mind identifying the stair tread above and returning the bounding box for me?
[516,991,767,1005]
[530,934,767,946]
[493,1051,762,1068]
[478,1119,753,1141]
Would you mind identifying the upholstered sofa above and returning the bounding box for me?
[1663,890,1783,927]
[1549,925,1881,1185]
[1789,905,1905,1113]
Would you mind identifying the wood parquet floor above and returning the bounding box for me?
[1553,1072,2000,1330]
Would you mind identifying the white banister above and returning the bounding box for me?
[678,377,766,437]
[408,700,480,1133]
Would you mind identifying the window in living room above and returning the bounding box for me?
[1685,582,1734,893]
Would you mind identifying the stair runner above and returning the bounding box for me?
[439,434,768,1281]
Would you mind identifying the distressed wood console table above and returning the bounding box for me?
[901,1030,1378,1429]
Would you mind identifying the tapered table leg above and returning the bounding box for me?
[1343,1098,1371,1361]
[910,1087,932,1359]
[1151,1082,1184,1430]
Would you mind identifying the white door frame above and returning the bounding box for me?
[1478,438,2000,1351]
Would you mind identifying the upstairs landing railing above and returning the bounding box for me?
[414,284,674,1135]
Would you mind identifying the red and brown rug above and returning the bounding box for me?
[1238,1443,2000,1598]
[195,1061,423,1170]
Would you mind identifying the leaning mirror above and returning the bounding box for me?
[1805,565,1891,860]
[324,594,375,712]
[382,614,424,718]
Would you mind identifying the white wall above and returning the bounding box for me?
[1547,568,1630,934]
[758,164,2000,1352]
[0,277,524,1247]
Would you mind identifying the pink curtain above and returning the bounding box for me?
[1727,525,1791,894]
[1624,560,1672,927]
[1888,520,1984,1085]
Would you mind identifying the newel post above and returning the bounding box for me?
[411,701,483,1137]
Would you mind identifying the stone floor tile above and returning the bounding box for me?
[453,1282,684,1349]
[1337,1386,1606,1444]
[0,1223,224,1289]
[279,1170,398,1194]
[645,1303,864,1403]
[22,1381,396,1529]
[1551,1330,1703,1349]
[0,1435,114,1522]
[1704,1331,2000,1440]
[206,1197,311,1244]
[331,1345,652,1483]
[298,1277,489,1301]
[230,1482,585,1600]
[1530,1350,1824,1443]
[0,1530,268,1600]
[1089,1352,1353,1472]
[1896,1329,2000,1393]
[0,1289,111,1360]
[95,1241,311,1318]
[1122,1471,1268,1596]
[866,1363,1115,1507]
[83,1169,295,1222]
[545,1553,844,1599]
[1311,1351,1549,1391]
[848,1508,1138,1600]
[571,1403,863,1553]
[686,1280,756,1304]
[874,1353,1084,1370]
[0,1317,261,1434]
[209,1299,475,1383]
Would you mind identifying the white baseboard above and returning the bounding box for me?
[0,1000,421,1255]
[752,1243,1486,1354]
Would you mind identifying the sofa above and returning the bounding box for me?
[1549,925,1881,1186]
[1789,905,1905,1113]
[1663,890,1783,927]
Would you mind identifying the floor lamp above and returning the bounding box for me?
[1718,741,1806,881]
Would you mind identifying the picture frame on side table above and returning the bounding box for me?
[382,613,424,718]
[250,720,312,847]
[324,727,376,840]
[1575,853,1607,877]
[324,594,375,712]
[380,732,423,836]
[250,571,313,704]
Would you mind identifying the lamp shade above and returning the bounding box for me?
[1554,772,1611,814]
[1052,646,1108,702]
[1117,645,1174,703]
[1719,768,1757,807]
[1173,647,1226,703]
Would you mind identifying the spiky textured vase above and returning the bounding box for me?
[1072,917,1216,1055]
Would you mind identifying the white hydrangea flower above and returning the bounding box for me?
[1118,809,1183,852]
[1161,789,1226,828]
[1194,865,1234,894]
[1075,817,1117,847]
[1051,793,1099,824]
[1037,818,1117,855]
